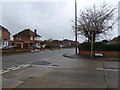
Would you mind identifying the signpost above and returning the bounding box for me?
[91,33,93,59]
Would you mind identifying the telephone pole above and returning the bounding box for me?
[75,0,78,54]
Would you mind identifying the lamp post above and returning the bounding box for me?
[75,0,78,54]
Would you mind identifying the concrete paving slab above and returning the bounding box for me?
[29,69,51,78]
[19,68,107,88]
[5,80,24,88]
[105,71,118,88]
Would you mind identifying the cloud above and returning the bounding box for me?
[2,2,75,40]
[1,0,119,42]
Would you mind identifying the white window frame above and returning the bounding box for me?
[30,36,33,40]
[34,37,40,40]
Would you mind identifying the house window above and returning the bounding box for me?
[2,40,8,46]
[19,36,21,40]
[30,36,33,40]
[34,37,40,40]
[17,36,19,40]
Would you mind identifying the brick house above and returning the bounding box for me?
[11,29,41,48]
[108,35,120,44]
[0,25,11,46]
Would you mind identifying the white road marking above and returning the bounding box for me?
[0,63,31,74]
[22,64,30,67]
[96,68,119,72]
[7,67,16,70]
[12,67,21,71]
[19,64,25,67]
[1,70,10,74]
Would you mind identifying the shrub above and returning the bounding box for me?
[45,44,51,49]
[79,42,91,50]
[45,44,60,49]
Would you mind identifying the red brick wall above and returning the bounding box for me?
[2,48,31,53]
[14,36,31,43]
[2,30,10,41]
[79,50,120,56]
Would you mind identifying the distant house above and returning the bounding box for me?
[43,39,79,48]
[51,40,62,46]
[62,39,79,47]
[0,25,11,46]
[108,35,120,44]
[11,29,41,48]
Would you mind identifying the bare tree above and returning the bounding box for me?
[77,3,116,42]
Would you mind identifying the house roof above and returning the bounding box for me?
[109,35,120,43]
[13,29,41,37]
[0,25,11,34]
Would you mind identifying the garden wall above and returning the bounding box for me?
[1,48,31,53]
[79,50,120,56]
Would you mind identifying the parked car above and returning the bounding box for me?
[32,43,41,49]
[0,46,6,49]
[1,46,15,49]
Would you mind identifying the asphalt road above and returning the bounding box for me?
[2,49,74,70]
[2,48,119,88]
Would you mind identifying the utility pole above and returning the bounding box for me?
[75,0,78,54]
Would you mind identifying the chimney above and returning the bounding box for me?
[34,29,37,35]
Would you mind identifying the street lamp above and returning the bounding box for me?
[75,0,78,54]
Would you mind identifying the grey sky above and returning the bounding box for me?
[0,0,120,42]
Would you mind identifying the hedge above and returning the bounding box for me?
[78,42,120,51]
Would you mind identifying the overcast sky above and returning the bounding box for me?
[0,0,120,42]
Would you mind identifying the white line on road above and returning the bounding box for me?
[7,67,16,70]
[12,67,21,71]
[19,64,25,67]
[0,64,31,74]
[0,70,10,74]
[22,64,30,67]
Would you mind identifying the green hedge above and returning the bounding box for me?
[45,44,60,49]
[78,42,120,51]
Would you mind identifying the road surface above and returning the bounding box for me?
[2,49,73,70]
[2,48,119,88]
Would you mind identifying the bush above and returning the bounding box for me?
[79,42,91,51]
[45,44,51,49]
[45,44,60,49]
[78,42,120,51]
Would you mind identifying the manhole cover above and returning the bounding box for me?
[32,60,51,65]
[51,65,59,66]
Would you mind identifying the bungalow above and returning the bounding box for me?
[0,25,11,46]
[11,29,41,48]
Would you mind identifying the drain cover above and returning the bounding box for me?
[51,65,59,66]
[32,60,51,65]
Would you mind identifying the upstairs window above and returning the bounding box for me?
[30,36,33,40]
[34,37,40,40]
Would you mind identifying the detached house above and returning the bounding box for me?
[108,35,120,44]
[0,25,11,46]
[11,29,41,48]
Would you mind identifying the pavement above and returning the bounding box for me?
[2,49,119,89]
[63,53,120,61]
